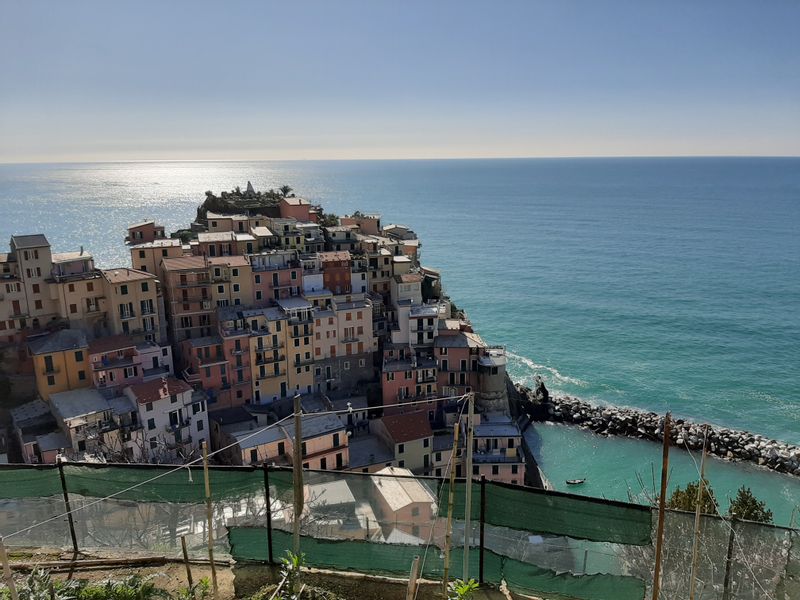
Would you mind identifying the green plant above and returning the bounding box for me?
[729,486,773,523]
[77,574,169,600]
[667,479,718,515]
[11,568,77,600]
[278,551,306,599]
[447,578,479,600]
[173,578,210,600]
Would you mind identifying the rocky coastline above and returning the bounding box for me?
[511,377,800,477]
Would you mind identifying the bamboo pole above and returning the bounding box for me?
[651,412,671,600]
[442,422,460,596]
[463,393,474,582]
[292,394,303,555]
[202,441,219,600]
[180,535,194,589]
[689,424,709,600]
[405,555,421,600]
[0,536,19,600]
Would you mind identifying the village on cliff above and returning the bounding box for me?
[0,184,525,485]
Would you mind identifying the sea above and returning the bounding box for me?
[1,158,798,525]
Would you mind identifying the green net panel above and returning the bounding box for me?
[0,465,61,498]
[485,483,652,546]
[228,527,646,600]
[63,465,264,503]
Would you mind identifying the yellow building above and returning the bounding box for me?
[247,307,290,404]
[129,239,184,279]
[278,298,315,396]
[208,256,253,308]
[101,268,161,343]
[27,329,91,401]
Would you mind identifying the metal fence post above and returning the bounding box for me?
[479,475,486,584]
[263,462,274,564]
[56,458,79,554]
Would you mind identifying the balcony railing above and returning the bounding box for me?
[165,418,191,433]
[260,369,286,380]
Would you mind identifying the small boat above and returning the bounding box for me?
[566,478,586,485]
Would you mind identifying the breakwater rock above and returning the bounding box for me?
[512,380,800,477]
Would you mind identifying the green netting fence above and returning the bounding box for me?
[0,463,797,600]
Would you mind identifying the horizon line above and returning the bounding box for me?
[2,153,799,167]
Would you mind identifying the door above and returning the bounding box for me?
[152,357,159,369]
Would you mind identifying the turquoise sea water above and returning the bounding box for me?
[1,158,798,524]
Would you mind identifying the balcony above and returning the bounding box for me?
[165,418,191,433]
[182,367,202,384]
[256,353,284,365]
[260,368,287,380]
[416,373,437,384]
[141,307,157,316]
[119,311,136,321]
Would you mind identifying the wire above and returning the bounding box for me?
[2,412,294,540]
[680,437,778,600]
[2,392,471,542]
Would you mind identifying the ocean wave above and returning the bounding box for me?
[506,351,589,387]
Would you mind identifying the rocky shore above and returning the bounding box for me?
[512,377,800,477]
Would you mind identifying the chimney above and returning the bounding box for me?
[80,245,84,255]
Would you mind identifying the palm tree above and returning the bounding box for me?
[279,185,293,198]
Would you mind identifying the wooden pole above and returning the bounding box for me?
[405,555,421,600]
[263,462,274,564]
[479,475,486,585]
[442,422,460,596]
[463,393,475,582]
[0,536,19,600]
[202,441,219,600]
[292,394,303,555]
[57,456,79,554]
[651,412,671,600]
[180,535,194,589]
[688,425,709,600]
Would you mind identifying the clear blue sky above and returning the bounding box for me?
[1,0,798,162]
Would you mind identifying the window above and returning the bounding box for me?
[250,449,258,463]
[232,268,239,277]
[398,460,405,468]
[74,350,83,362]
[511,465,518,474]
[162,249,168,257]
[255,275,261,284]
[124,366,137,378]
[139,250,146,258]
[278,441,285,455]
[141,282,149,292]
[343,361,350,371]
[411,507,420,517]
[233,284,240,292]
[68,283,75,293]
[491,465,499,475]
[150,439,158,450]
[145,402,153,412]
[217,285,224,294]
[47,375,55,386]
[508,438,515,449]
[398,443,405,454]
[423,437,429,448]
[473,465,479,475]
[197,420,204,431]
[69,303,77,314]
[78,370,86,381]
[120,285,128,295]
[147,418,156,430]
[32,283,40,294]
[87,282,93,292]
[301,442,307,457]
[170,394,177,403]
[333,433,340,447]
[35,300,42,310]
[435,452,441,462]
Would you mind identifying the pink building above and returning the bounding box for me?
[279,197,312,221]
[381,346,438,414]
[435,326,482,397]
[89,334,173,394]
[125,221,166,245]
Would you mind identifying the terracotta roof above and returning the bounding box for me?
[394,273,423,284]
[318,251,351,262]
[102,268,155,284]
[207,255,250,267]
[162,255,207,271]
[380,411,433,444]
[281,197,309,206]
[127,376,191,405]
[88,334,137,356]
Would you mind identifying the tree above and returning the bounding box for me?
[667,479,718,515]
[279,185,293,198]
[729,486,773,523]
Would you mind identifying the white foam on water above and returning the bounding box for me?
[506,351,589,387]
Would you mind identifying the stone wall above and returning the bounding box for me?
[512,380,800,477]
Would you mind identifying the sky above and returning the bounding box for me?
[1,1,799,163]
